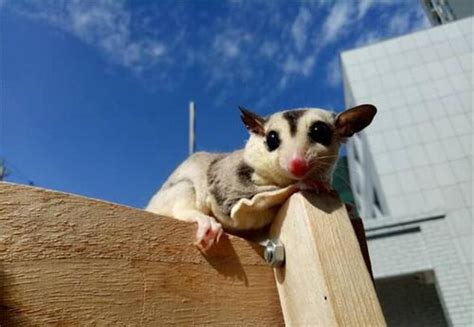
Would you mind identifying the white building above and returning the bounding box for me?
[341,17,472,326]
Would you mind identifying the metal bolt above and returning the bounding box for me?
[264,240,285,267]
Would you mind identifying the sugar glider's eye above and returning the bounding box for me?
[266,130,280,151]
[308,121,332,146]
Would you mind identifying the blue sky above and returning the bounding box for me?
[0,0,429,208]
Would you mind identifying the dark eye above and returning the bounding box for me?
[266,130,280,151]
[308,121,332,146]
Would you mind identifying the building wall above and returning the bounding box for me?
[341,17,472,326]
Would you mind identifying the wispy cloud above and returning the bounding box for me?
[326,58,341,88]
[353,31,384,48]
[278,54,316,90]
[388,4,430,34]
[274,5,319,91]
[356,0,393,20]
[213,29,252,59]
[259,41,278,58]
[319,0,398,48]
[282,55,315,76]
[357,0,375,20]
[322,0,429,88]
[351,2,429,49]
[184,2,322,103]
[3,0,431,106]
[388,12,413,34]
[204,26,256,89]
[320,2,351,46]
[291,7,312,53]
[8,0,167,73]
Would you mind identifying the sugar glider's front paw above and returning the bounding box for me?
[194,216,224,251]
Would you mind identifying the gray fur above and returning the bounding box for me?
[236,161,254,185]
[147,149,278,230]
[283,109,307,136]
[206,151,276,218]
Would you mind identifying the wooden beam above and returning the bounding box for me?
[0,182,283,325]
[270,192,386,326]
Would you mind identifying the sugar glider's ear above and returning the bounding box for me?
[335,104,377,137]
[239,106,265,136]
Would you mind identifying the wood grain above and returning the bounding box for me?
[0,182,283,326]
[270,192,386,326]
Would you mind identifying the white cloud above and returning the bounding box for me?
[384,2,430,36]
[282,54,315,76]
[11,0,167,72]
[201,26,257,89]
[388,12,412,34]
[212,29,251,59]
[278,54,316,90]
[259,41,278,58]
[357,0,375,20]
[215,38,240,58]
[357,0,393,19]
[320,2,351,46]
[353,31,384,48]
[351,2,430,50]
[203,3,320,94]
[320,0,419,49]
[326,57,341,88]
[291,7,312,53]
[4,0,433,106]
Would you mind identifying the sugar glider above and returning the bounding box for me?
[146,105,376,250]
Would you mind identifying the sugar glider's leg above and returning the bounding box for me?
[146,181,223,251]
[177,209,223,250]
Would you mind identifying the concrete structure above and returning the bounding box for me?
[341,17,472,326]
[421,0,474,25]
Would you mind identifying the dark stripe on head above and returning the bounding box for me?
[283,110,307,136]
[236,161,254,185]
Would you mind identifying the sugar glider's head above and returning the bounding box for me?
[240,105,376,186]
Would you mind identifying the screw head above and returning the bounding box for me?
[264,240,285,267]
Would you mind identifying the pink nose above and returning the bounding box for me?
[288,158,309,177]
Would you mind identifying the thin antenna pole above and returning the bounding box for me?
[189,101,196,155]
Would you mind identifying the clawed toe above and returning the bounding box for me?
[194,217,223,251]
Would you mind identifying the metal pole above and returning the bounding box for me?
[189,101,196,155]
[0,159,5,181]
